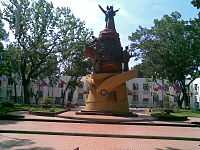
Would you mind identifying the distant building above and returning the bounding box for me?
[1,75,199,109]
[126,78,176,108]
[0,75,85,105]
[189,78,200,109]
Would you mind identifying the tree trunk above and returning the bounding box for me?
[176,94,183,108]
[182,88,190,108]
[35,95,38,105]
[180,80,190,108]
[183,91,190,108]
[61,89,66,106]
[22,78,31,104]
[14,82,17,103]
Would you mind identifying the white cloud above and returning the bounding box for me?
[48,0,105,36]
[48,0,137,67]
[48,0,130,38]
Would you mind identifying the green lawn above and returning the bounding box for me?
[0,102,65,114]
[29,107,65,113]
[151,112,188,121]
[172,109,200,118]
[152,108,200,118]
[14,104,65,113]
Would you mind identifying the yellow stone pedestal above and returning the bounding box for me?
[84,70,137,114]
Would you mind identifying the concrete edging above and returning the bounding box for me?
[0,118,200,128]
[0,130,200,141]
[29,110,68,117]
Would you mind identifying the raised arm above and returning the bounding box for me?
[114,8,120,13]
[98,4,106,14]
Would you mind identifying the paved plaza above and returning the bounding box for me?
[0,111,200,150]
[0,133,200,150]
[0,121,200,138]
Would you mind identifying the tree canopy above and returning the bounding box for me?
[129,11,200,107]
[0,15,8,75]
[0,0,92,103]
[191,0,200,9]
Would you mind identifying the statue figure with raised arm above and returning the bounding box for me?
[82,4,137,114]
[98,5,119,31]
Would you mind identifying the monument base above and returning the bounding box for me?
[83,70,137,114]
[76,110,138,117]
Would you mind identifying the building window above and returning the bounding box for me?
[195,96,198,102]
[78,93,83,100]
[143,98,149,103]
[153,94,159,105]
[153,94,159,101]
[132,83,139,90]
[194,84,198,91]
[8,78,13,85]
[133,95,139,101]
[143,83,149,91]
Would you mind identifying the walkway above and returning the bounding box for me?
[0,111,199,150]
[0,133,199,150]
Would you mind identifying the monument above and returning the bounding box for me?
[82,5,137,114]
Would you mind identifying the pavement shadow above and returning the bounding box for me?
[156,147,183,150]
[16,147,55,150]
[0,139,34,149]
[0,120,18,125]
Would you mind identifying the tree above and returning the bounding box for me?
[191,0,200,9]
[0,15,8,75]
[129,12,200,108]
[191,0,200,17]
[1,45,21,102]
[1,0,92,104]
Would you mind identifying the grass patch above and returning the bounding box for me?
[14,104,65,113]
[29,107,65,113]
[0,102,65,117]
[152,108,200,118]
[0,102,16,115]
[0,114,25,119]
[0,102,25,119]
[172,109,200,118]
[151,112,188,121]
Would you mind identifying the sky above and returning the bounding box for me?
[47,0,199,67]
[1,0,199,67]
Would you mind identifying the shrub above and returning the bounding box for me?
[151,112,188,121]
[0,101,14,108]
[0,101,15,115]
[49,108,55,112]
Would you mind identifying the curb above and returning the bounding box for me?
[56,115,155,123]
[29,110,69,117]
[0,118,200,128]
[0,130,200,141]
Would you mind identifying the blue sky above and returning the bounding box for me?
[49,0,198,67]
[1,0,198,67]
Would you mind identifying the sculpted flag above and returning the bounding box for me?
[58,80,67,88]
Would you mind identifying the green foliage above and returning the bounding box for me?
[191,0,200,9]
[151,112,188,121]
[29,106,64,113]
[0,15,8,76]
[172,109,200,118]
[44,96,53,106]
[129,11,200,108]
[0,101,15,115]
[133,63,153,78]
[0,101,14,108]
[0,0,92,103]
